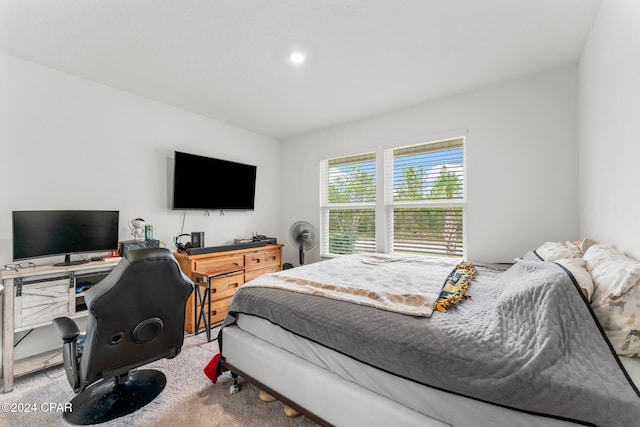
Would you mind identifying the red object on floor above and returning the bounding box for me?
[204,352,222,383]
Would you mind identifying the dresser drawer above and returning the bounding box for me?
[193,273,244,303]
[244,249,281,272]
[193,254,244,272]
[245,265,280,283]
[208,297,233,325]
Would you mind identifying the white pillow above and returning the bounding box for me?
[555,258,595,302]
[591,283,640,357]
[583,244,640,297]
[535,241,581,261]
[572,238,598,255]
[584,244,640,356]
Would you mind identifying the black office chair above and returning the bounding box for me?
[52,248,193,425]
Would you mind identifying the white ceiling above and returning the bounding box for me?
[0,0,601,139]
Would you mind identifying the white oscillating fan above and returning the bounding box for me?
[289,221,318,265]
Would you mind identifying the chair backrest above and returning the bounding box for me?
[79,248,193,388]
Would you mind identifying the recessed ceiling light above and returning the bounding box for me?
[288,50,306,65]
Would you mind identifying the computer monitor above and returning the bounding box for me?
[12,210,119,266]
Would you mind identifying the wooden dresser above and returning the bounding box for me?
[174,244,283,334]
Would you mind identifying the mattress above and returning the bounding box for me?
[222,325,448,427]
[222,255,640,426]
[232,313,625,427]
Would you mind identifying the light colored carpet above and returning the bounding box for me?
[0,332,318,427]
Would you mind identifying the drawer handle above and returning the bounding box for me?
[222,270,243,278]
[211,282,240,294]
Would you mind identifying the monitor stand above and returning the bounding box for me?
[54,254,90,267]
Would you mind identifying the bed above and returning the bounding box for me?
[212,244,640,427]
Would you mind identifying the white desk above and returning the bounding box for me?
[1,259,120,393]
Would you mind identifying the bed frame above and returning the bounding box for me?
[220,324,584,427]
[221,325,449,427]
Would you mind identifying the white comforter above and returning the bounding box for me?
[243,253,459,317]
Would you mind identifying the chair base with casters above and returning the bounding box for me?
[51,248,194,426]
[64,369,166,425]
[53,314,181,425]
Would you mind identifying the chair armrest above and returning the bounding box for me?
[52,317,80,343]
[52,316,82,392]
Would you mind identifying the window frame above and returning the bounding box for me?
[320,152,377,258]
[319,136,467,259]
[384,137,466,257]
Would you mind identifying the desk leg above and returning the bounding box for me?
[194,290,199,336]
[194,285,212,342]
[206,286,211,342]
[2,279,15,393]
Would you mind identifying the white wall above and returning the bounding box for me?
[578,0,640,259]
[0,52,282,265]
[281,67,579,263]
[0,52,281,361]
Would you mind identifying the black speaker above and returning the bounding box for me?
[191,232,204,248]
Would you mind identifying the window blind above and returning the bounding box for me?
[320,137,465,259]
[392,207,463,257]
[392,139,464,202]
[321,152,376,256]
[327,153,376,204]
[328,208,375,254]
[387,138,465,258]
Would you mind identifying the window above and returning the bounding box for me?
[320,137,465,258]
[386,138,465,257]
[320,153,376,256]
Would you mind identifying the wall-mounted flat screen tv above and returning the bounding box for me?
[12,210,120,266]
[172,151,257,210]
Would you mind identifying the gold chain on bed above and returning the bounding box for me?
[435,262,477,313]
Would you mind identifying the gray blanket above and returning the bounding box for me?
[224,259,640,426]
